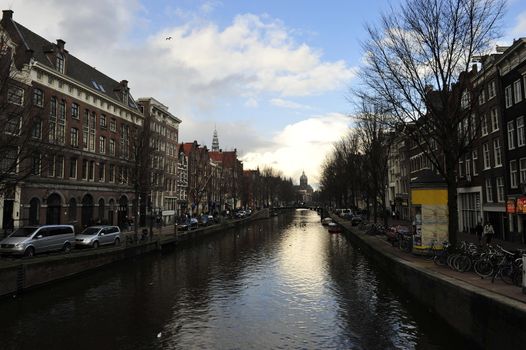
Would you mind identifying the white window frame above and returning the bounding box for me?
[517,116,525,147]
[485,178,493,202]
[483,143,491,169]
[520,158,526,184]
[494,139,502,167]
[496,177,505,203]
[510,160,518,189]
[478,89,486,105]
[514,79,522,103]
[505,85,513,108]
[7,85,24,105]
[481,114,488,136]
[491,108,499,132]
[488,81,496,99]
[99,136,106,154]
[507,121,515,150]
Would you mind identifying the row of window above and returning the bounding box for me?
[478,80,497,105]
[504,76,526,108]
[30,154,184,191]
[485,177,505,203]
[31,155,130,184]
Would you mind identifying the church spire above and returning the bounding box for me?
[212,126,220,152]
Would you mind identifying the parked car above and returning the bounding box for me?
[321,217,333,226]
[350,215,363,226]
[75,226,121,248]
[0,225,75,257]
[189,217,199,229]
[339,209,352,218]
[199,214,214,226]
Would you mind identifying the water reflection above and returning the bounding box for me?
[0,209,475,349]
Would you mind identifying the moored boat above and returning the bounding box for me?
[327,222,342,233]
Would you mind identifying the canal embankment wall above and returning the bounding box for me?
[332,215,526,349]
[0,209,274,299]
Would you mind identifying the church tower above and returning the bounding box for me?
[212,127,220,152]
[300,171,308,188]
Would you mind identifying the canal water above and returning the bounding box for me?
[0,209,475,349]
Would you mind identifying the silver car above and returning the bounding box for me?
[75,226,121,248]
[0,225,75,257]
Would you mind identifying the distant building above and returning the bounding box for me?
[295,171,313,204]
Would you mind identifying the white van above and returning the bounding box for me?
[75,226,121,248]
[0,225,75,257]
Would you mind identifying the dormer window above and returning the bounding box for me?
[56,53,64,73]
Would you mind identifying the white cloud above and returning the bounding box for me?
[270,98,311,110]
[241,113,351,187]
[4,1,355,183]
[245,97,259,108]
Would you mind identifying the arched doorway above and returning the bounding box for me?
[46,193,61,224]
[108,199,115,225]
[98,198,105,224]
[68,198,77,223]
[117,195,128,229]
[81,194,94,227]
[29,198,40,225]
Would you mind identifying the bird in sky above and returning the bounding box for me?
[165,36,172,40]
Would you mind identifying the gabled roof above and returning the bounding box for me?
[5,13,139,111]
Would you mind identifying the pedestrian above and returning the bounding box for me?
[475,222,483,244]
[483,222,494,245]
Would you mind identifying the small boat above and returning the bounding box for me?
[327,222,342,233]
[321,217,333,226]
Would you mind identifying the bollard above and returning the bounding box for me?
[523,255,526,294]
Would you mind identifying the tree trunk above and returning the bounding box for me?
[445,155,459,245]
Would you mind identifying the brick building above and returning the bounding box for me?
[1,10,144,232]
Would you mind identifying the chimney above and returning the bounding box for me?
[56,39,65,51]
[471,64,478,74]
[2,10,13,21]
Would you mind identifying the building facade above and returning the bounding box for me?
[1,10,143,233]
[137,97,181,225]
[496,39,526,242]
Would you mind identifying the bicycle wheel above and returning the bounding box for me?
[447,254,458,270]
[456,255,472,272]
[433,252,447,266]
[474,259,493,278]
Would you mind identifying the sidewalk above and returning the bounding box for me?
[346,216,526,304]
[380,217,526,252]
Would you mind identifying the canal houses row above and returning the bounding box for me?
[386,38,526,243]
[0,9,246,233]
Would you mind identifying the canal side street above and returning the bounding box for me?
[330,213,526,349]
[0,209,271,299]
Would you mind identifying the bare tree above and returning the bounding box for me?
[0,35,63,194]
[359,0,505,243]
[354,96,393,225]
[319,131,364,209]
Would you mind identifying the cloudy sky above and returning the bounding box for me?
[2,0,525,188]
